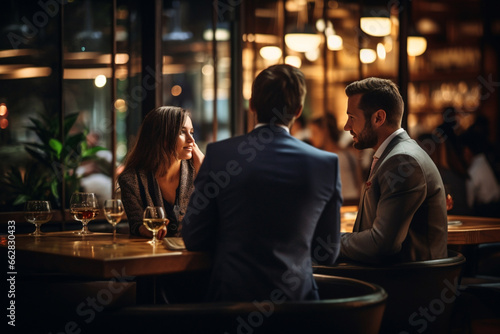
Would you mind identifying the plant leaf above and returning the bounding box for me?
[50,180,59,200]
[49,138,63,158]
[13,195,30,206]
[82,146,106,158]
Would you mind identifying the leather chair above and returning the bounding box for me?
[314,250,466,334]
[14,273,137,333]
[93,274,387,334]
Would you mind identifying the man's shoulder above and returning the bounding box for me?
[205,134,246,152]
[295,139,339,160]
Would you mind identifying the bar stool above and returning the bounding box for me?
[313,250,466,334]
[93,274,387,334]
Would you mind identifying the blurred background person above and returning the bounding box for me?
[77,132,113,208]
[418,107,472,215]
[308,113,362,204]
[460,127,500,217]
[290,115,311,144]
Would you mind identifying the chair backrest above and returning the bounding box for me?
[313,250,466,334]
[95,274,387,334]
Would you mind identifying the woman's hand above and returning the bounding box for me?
[192,142,205,175]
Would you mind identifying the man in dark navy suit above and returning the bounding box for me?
[182,64,342,302]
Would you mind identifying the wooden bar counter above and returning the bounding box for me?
[446,215,500,245]
[340,206,500,246]
[2,208,499,280]
[3,231,210,279]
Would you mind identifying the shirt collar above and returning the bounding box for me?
[374,128,405,158]
[254,123,290,133]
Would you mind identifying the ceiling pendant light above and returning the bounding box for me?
[360,48,377,64]
[259,46,282,61]
[407,36,427,56]
[360,8,391,37]
[285,1,321,53]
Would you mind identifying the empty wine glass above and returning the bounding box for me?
[24,201,52,236]
[104,199,124,241]
[70,192,99,235]
[143,206,169,246]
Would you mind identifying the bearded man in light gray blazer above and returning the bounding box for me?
[340,77,448,264]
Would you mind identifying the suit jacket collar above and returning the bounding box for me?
[371,130,411,176]
[254,123,290,133]
[250,123,290,136]
[354,130,411,232]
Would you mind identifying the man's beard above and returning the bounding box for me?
[353,120,378,150]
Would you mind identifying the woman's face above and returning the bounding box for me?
[176,116,195,160]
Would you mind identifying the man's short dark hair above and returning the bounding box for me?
[345,77,404,127]
[251,64,306,125]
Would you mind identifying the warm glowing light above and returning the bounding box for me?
[384,36,393,53]
[115,53,129,64]
[0,49,35,58]
[203,89,214,101]
[316,19,326,32]
[0,104,7,117]
[377,43,386,60]
[360,49,377,64]
[202,64,214,76]
[94,74,107,88]
[285,0,305,12]
[327,35,343,50]
[0,66,52,79]
[407,36,427,56]
[285,55,302,68]
[203,28,230,41]
[0,119,8,129]
[285,33,321,53]
[114,99,127,113]
[417,18,440,35]
[259,46,282,61]
[171,85,182,96]
[305,48,320,62]
[360,17,391,37]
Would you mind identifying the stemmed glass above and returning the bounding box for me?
[70,192,99,235]
[143,206,169,246]
[103,199,124,242]
[24,201,52,236]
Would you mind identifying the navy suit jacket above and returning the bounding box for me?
[182,125,342,302]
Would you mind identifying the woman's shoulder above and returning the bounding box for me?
[118,168,148,184]
[182,159,195,172]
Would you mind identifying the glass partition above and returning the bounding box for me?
[162,0,232,150]
[0,0,236,214]
[0,0,62,211]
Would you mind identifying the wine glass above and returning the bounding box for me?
[104,199,124,241]
[70,192,99,235]
[24,201,52,236]
[143,206,169,246]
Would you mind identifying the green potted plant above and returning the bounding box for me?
[1,112,106,210]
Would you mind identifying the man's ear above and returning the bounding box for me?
[372,109,386,128]
[295,106,303,119]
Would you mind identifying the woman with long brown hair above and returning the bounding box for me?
[118,106,204,239]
